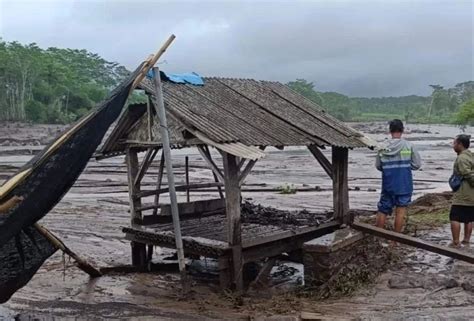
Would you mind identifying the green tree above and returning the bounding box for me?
[287,79,324,106]
[456,99,474,126]
[286,79,354,120]
[0,39,130,124]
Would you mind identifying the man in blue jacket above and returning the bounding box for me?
[375,119,422,232]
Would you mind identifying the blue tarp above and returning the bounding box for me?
[146,70,204,86]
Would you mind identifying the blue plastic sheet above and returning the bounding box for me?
[146,70,204,86]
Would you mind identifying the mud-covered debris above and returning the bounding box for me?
[241,201,326,227]
[411,192,452,207]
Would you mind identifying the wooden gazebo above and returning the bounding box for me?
[96,74,375,291]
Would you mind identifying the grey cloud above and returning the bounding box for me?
[1,0,472,96]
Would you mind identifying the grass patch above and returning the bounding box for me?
[358,209,450,233]
[277,183,297,194]
[406,210,450,233]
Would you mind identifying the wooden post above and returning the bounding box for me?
[147,96,153,141]
[218,256,232,289]
[126,148,147,266]
[185,156,190,203]
[152,150,165,216]
[332,147,349,224]
[152,67,188,291]
[222,152,244,292]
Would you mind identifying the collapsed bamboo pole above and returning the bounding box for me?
[34,223,102,277]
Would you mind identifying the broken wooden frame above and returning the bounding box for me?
[123,141,472,295]
[122,139,352,292]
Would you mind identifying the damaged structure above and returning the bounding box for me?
[3,35,471,303]
[97,73,376,291]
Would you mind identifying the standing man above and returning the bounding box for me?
[449,134,474,247]
[375,119,421,232]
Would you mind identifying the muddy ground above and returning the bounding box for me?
[0,122,473,320]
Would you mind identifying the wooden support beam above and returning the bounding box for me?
[332,147,349,224]
[222,152,244,292]
[352,222,474,264]
[197,145,224,183]
[213,171,225,199]
[141,208,223,224]
[238,159,257,186]
[206,145,225,198]
[242,222,339,263]
[134,148,158,188]
[237,158,246,170]
[126,148,147,266]
[147,96,153,141]
[35,224,102,277]
[238,147,264,185]
[308,145,333,179]
[249,257,276,289]
[137,182,224,199]
[152,150,165,215]
[185,156,190,203]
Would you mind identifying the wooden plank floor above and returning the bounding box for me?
[138,214,293,243]
[123,214,338,259]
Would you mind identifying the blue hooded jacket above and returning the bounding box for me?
[375,138,422,195]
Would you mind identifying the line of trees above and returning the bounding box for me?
[287,79,474,125]
[0,40,129,123]
[1,40,472,125]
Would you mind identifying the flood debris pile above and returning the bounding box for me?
[409,191,452,214]
[241,201,328,227]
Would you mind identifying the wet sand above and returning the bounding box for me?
[0,122,473,320]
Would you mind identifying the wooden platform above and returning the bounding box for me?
[123,215,339,282]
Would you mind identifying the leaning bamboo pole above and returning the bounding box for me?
[152,66,188,292]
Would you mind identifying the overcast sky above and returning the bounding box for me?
[0,0,472,97]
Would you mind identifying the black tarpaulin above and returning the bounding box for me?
[0,63,144,303]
